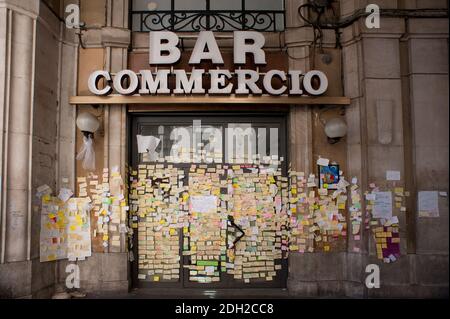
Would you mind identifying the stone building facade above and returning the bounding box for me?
[0,0,448,298]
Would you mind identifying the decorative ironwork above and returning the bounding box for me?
[131,1,285,32]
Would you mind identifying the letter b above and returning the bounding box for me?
[150,32,181,64]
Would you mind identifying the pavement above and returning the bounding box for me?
[84,288,294,299]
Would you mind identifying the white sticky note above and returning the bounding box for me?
[190,195,217,213]
[36,184,52,198]
[136,135,160,154]
[317,157,330,166]
[58,188,73,202]
[386,170,401,181]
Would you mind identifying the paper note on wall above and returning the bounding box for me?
[418,191,439,217]
[40,196,92,262]
[386,170,401,181]
[40,196,67,262]
[317,157,330,166]
[136,135,161,161]
[58,188,73,202]
[67,198,92,261]
[373,191,393,218]
[190,195,217,213]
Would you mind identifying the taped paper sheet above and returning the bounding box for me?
[136,135,161,161]
[373,191,393,219]
[418,191,439,217]
[190,195,217,213]
[386,170,401,181]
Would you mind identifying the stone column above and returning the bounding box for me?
[103,0,129,254]
[404,17,449,297]
[56,1,79,192]
[340,1,432,298]
[0,0,39,297]
[66,0,130,293]
[285,0,314,174]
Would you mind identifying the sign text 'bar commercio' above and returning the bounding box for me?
[88,31,329,97]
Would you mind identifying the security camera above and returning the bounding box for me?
[324,117,347,144]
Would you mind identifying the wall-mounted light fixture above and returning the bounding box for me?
[316,106,348,144]
[324,117,347,144]
[76,112,100,138]
[76,112,101,171]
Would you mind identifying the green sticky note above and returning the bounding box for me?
[197,260,219,267]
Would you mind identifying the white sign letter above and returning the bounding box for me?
[303,70,328,96]
[235,69,262,94]
[189,31,224,64]
[149,31,181,64]
[288,70,303,95]
[263,70,287,95]
[113,70,139,95]
[139,69,170,94]
[234,31,266,64]
[88,70,111,95]
[173,69,205,94]
[209,69,233,94]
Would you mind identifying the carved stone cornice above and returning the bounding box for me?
[81,26,131,48]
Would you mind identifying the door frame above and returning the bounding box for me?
[129,110,289,289]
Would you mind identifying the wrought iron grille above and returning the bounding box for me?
[131,0,285,32]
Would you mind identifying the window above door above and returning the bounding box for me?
[130,0,285,32]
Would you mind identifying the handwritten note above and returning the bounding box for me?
[190,195,217,213]
[418,191,439,217]
[386,170,401,181]
[373,191,393,218]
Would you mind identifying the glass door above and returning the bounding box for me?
[130,113,288,288]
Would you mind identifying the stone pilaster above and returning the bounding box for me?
[0,0,39,298]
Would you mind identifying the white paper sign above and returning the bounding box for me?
[136,135,160,154]
[373,191,393,218]
[190,195,217,213]
[386,170,401,181]
[317,157,330,166]
[58,188,73,202]
[418,191,439,217]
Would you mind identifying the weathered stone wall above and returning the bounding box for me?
[0,0,448,298]
[286,0,448,298]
